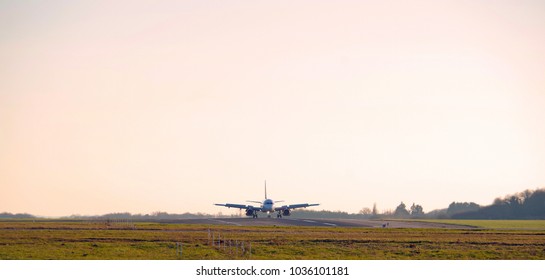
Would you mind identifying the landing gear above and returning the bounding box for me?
[277,213,282,218]
[252,213,258,218]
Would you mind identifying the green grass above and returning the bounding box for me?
[1,221,544,260]
[413,219,545,230]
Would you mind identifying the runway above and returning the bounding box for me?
[159,217,475,229]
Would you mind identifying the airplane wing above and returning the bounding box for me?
[275,203,319,211]
[246,200,262,204]
[214,203,262,211]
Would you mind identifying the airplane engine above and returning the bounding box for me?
[282,209,291,216]
[245,209,255,217]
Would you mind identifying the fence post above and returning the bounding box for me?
[175,242,183,258]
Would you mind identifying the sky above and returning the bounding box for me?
[1,0,545,217]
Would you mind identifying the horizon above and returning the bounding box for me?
[2,1,545,217]
[4,185,544,218]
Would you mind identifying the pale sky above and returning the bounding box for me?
[1,0,545,217]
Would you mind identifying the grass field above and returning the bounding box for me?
[1,220,544,260]
[413,220,545,230]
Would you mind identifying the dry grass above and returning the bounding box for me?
[1,220,544,260]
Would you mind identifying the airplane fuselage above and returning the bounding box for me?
[261,199,274,213]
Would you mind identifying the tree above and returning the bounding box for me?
[394,202,410,217]
[446,202,480,217]
[372,203,378,216]
[410,203,424,217]
[358,207,372,215]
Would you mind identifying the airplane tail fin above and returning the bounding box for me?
[264,180,267,200]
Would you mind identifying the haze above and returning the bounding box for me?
[1,1,545,217]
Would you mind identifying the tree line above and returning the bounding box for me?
[0,212,35,219]
[2,188,543,220]
[372,188,545,220]
[451,188,545,219]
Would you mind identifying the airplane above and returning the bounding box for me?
[214,181,319,218]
